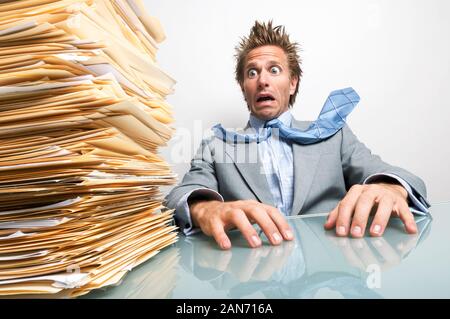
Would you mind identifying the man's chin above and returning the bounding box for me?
[251,107,281,121]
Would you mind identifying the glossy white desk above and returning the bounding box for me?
[85,202,449,299]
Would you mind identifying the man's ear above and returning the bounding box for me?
[240,84,246,99]
[289,76,299,95]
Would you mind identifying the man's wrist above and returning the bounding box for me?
[377,182,408,200]
[392,184,408,200]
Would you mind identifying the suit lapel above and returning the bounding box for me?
[291,119,322,215]
[222,118,323,213]
[224,124,275,206]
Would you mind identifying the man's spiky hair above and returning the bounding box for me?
[235,20,302,106]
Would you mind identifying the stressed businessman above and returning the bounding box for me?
[165,21,430,250]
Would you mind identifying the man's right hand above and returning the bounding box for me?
[189,199,294,250]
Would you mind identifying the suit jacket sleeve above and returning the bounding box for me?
[340,124,431,211]
[164,137,224,233]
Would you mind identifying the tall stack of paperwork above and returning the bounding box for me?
[0,0,178,297]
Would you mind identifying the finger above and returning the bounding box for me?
[351,189,380,238]
[226,209,262,248]
[246,206,283,246]
[210,221,232,250]
[324,204,339,230]
[397,200,418,234]
[336,185,363,236]
[369,196,395,237]
[260,203,294,241]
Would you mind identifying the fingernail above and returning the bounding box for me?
[284,230,293,240]
[272,233,282,244]
[337,226,346,236]
[251,235,261,247]
[352,226,362,236]
[221,239,231,250]
[373,224,381,234]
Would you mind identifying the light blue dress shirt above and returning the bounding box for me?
[175,110,429,236]
[248,110,295,216]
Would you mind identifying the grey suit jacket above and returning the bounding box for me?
[165,119,429,232]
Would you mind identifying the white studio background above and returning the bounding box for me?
[144,0,450,203]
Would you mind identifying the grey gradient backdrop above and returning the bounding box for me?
[144,0,450,203]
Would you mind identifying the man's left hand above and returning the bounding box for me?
[324,183,417,237]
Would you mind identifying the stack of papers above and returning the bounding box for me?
[0,0,178,297]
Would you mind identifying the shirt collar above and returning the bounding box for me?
[249,109,293,129]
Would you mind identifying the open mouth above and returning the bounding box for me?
[256,94,275,103]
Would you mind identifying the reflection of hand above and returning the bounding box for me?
[195,243,233,272]
[193,238,296,282]
[240,240,296,282]
[324,183,417,237]
[189,199,294,250]
[325,231,419,271]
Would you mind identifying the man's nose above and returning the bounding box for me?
[257,70,270,88]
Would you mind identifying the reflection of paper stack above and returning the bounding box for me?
[83,247,180,299]
[0,0,178,297]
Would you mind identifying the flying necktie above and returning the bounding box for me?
[212,87,360,144]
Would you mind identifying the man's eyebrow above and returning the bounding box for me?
[245,60,283,69]
[245,62,258,69]
[266,60,283,66]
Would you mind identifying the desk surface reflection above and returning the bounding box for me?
[85,202,450,299]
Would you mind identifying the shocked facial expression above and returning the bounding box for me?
[242,45,298,121]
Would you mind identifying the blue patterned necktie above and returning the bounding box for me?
[212,87,360,144]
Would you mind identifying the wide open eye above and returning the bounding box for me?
[247,68,257,78]
[270,66,281,75]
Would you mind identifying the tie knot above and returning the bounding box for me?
[264,118,281,128]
